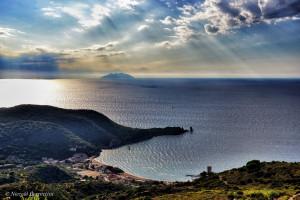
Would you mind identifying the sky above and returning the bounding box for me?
[0,0,300,78]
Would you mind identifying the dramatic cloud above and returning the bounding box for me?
[70,41,125,58]
[113,0,145,10]
[42,3,111,29]
[0,40,125,74]
[42,0,146,30]
[260,0,300,19]
[1,0,300,77]
[163,0,300,36]
[0,54,60,72]
[204,24,219,34]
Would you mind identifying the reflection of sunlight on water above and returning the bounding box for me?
[0,79,61,107]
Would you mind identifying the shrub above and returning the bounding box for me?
[246,160,261,173]
[249,192,267,200]
[247,178,253,184]
[268,191,283,200]
[200,171,207,178]
[227,193,234,200]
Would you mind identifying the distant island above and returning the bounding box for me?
[0,105,186,162]
[101,72,135,81]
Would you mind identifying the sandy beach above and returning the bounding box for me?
[76,157,150,183]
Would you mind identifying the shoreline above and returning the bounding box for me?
[75,157,151,183]
[94,157,150,181]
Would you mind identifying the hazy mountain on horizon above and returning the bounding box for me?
[101,72,135,81]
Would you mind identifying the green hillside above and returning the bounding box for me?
[0,105,186,161]
[1,161,300,200]
[28,165,73,183]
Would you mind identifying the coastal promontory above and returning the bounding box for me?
[0,105,186,161]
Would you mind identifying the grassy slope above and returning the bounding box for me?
[1,161,300,200]
[154,161,300,200]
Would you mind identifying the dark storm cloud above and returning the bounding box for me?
[0,54,61,72]
[170,0,300,35]
[204,0,300,34]
[262,0,300,19]
[204,24,219,34]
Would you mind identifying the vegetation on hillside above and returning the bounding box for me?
[0,105,186,161]
[1,161,300,200]
[28,165,73,183]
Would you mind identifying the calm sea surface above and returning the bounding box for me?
[1,78,300,181]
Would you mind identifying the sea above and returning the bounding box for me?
[1,78,300,181]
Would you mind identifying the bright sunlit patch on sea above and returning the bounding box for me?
[0,79,62,107]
